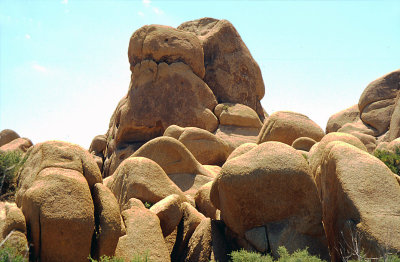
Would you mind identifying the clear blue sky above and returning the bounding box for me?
[1,0,399,148]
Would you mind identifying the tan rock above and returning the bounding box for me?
[326,104,360,133]
[183,218,213,262]
[319,141,400,260]
[226,143,257,161]
[178,18,265,119]
[168,173,213,202]
[89,134,107,155]
[389,95,400,141]
[163,125,185,139]
[359,69,400,135]
[0,137,33,153]
[257,111,325,146]
[214,103,262,128]
[0,202,26,238]
[92,183,122,258]
[132,136,213,177]
[128,24,205,78]
[0,129,19,147]
[1,231,29,258]
[150,194,184,237]
[214,125,260,153]
[19,167,95,262]
[106,156,186,208]
[171,202,206,261]
[194,181,218,219]
[15,141,103,262]
[291,137,317,152]
[115,204,170,262]
[178,127,230,165]
[210,142,328,258]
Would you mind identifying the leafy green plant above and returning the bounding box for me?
[0,245,27,262]
[144,202,153,209]
[89,252,150,262]
[230,247,324,262]
[374,146,400,175]
[0,151,27,197]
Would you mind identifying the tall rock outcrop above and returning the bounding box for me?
[178,18,265,119]
[99,19,266,177]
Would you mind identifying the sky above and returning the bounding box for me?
[0,0,399,149]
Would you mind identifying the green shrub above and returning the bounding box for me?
[230,247,324,262]
[144,202,153,209]
[0,245,27,262]
[374,146,400,175]
[89,252,150,262]
[0,151,26,197]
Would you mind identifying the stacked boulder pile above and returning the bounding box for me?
[0,17,399,262]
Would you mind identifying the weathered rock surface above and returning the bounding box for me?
[0,201,28,258]
[0,129,20,147]
[194,181,219,220]
[128,24,205,78]
[359,69,400,136]
[0,137,33,153]
[16,141,102,262]
[389,95,400,141]
[105,156,186,208]
[92,183,122,258]
[291,137,317,152]
[132,136,213,177]
[150,194,184,237]
[178,18,265,119]
[178,127,230,165]
[318,141,400,260]
[214,103,263,128]
[326,104,360,134]
[168,173,214,204]
[210,141,328,258]
[115,203,170,262]
[171,202,206,262]
[257,111,325,146]
[337,120,378,152]
[226,142,257,162]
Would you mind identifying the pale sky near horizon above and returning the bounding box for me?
[1,0,399,149]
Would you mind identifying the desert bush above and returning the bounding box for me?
[374,147,400,175]
[0,151,26,197]
[0,245,27,262]
[230,247,324,262]
[89,252,150,262]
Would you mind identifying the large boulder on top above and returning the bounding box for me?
[128,24,205,79]
[105,156,186,208]
[15,141,103,262]
[178,18,265,119]
[257,111,325,146]
[210,141,328,258]
[358,69,400,136]
[318,141,400,260]
[0,129,20,147]
[326,104,360,133]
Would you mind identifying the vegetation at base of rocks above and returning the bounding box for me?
[374,146,400,175]
[229,247,324,262]
[0,151,27,197]
[0,245,27,262]
[229,247,400,262]
[89,253,150,262]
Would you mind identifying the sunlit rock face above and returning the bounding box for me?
[97,18,266,178]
